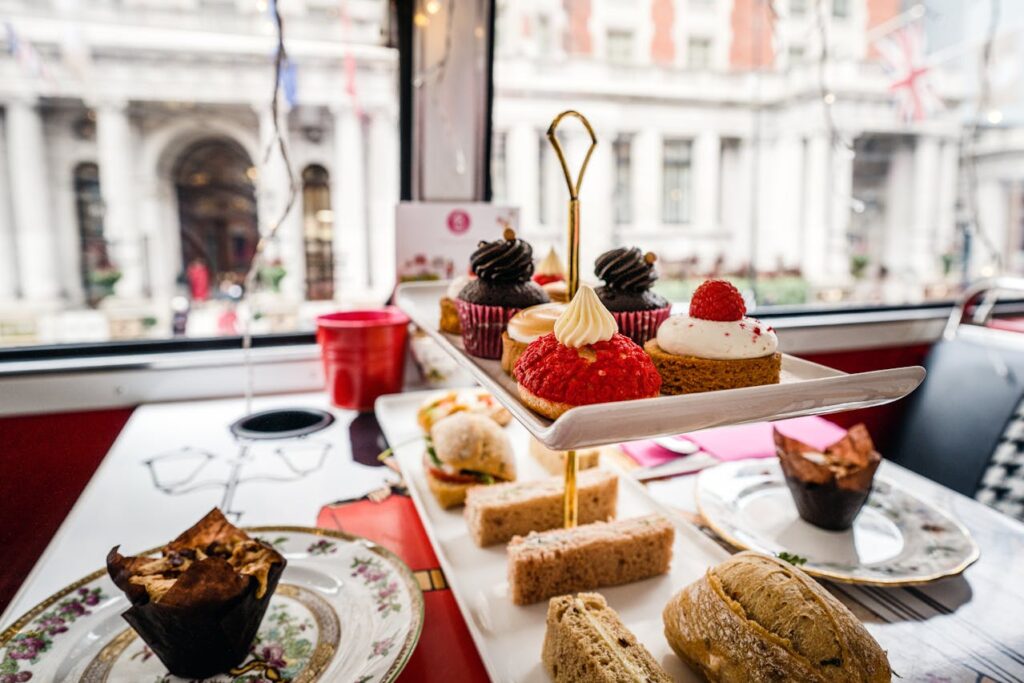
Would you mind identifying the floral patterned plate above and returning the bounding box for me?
[696,460,980,585]
[0,527,423,683]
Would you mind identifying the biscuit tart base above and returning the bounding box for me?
[439,296,461,334]
[644,340,781,395]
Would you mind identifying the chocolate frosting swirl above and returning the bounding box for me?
[594,247,658,292]
[470,233,534,283]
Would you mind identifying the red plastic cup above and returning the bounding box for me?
[316,307,410,411]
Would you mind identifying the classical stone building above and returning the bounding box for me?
[0,0,1002,343]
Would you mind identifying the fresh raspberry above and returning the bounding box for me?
[514,333,661,405]
[689,280,746,321]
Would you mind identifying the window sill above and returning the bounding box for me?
[0,302,963,417]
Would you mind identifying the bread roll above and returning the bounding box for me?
[429,412,516,480]
[663,551,890,682]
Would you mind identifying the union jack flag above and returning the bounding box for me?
[875,23,943,123]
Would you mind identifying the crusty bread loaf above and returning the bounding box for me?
[464,469,617,546]
[528,438,600,475]
[542,593,673,683]
[663,551,891,682]
[507,515,674,605]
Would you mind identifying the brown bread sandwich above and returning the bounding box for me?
[106,508,286,679]
[663,551,891,682]
[543,592,672,682]
[425,412,517,509]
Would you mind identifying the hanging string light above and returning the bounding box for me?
[241,0,300,414]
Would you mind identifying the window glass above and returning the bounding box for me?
[687,37,712,70]
[662,140,693,225]
[492,1,1024,309]
[0,0,397,348]
[607,30,634,65]
[613,135,633,225]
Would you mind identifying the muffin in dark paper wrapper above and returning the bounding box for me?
[774,424,881,531]
[106,508,286,679]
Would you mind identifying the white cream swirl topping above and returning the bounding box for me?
[656,315,778,360]
[507,303,567,343]
[536,247,565,278]
[553,285,618,348]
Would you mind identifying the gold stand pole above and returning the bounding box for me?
[547,110,597,529]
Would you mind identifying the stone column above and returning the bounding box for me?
[96,102,146,299]
[0,113,17,300]
[257,105,306,300]
[632,128,661,232]
[935,139,959,262]
[911,135,940,278]
[801,134,829,282]
[694,131,720,233]
[330,105,367,295]
[6,99,60,301]
[368,106,398,295]
[828,144,854,280]
[506,123,539,231]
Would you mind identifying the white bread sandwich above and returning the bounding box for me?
[543,592,672,682]
[424,412,517,509]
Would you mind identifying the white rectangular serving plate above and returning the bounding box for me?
[375,390,731,683]
[396,281,927,450]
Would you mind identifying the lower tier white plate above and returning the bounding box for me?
[396,281,926,451]
[696,460,980,585]
[0,528,423,683]
[375,389,731,683]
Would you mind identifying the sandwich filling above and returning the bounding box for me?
[424,437,502,484]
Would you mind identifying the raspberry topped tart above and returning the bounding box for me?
[645,279,781,394]
[514,285,661,420]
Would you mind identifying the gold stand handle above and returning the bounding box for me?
[547,110,597,529]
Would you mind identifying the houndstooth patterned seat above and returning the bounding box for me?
[976,400,1024,521]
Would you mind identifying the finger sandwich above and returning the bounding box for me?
[464,469,618,547]
[543,592,672,682]
[507,514,674,605]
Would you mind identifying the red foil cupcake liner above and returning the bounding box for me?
[456,300,520,359]
[613,306,671,347]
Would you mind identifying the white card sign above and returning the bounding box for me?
[395,202,520,283]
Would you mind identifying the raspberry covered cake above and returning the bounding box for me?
[645,279,781,394]
[514,285,661,420]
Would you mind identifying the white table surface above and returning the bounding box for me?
[2,392,392,628]
[5,390,1024,682]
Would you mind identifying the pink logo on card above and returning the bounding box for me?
[447,209,471,235]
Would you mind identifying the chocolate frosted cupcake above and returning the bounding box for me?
[457,228,549,358]
[594,247,671,346]
[774,424,882,531]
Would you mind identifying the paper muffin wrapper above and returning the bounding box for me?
[456,300,520,359]
[613,306,671,347]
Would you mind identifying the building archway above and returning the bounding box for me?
[173,138,258,297]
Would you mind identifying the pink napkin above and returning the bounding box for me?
[620,416,848,468]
